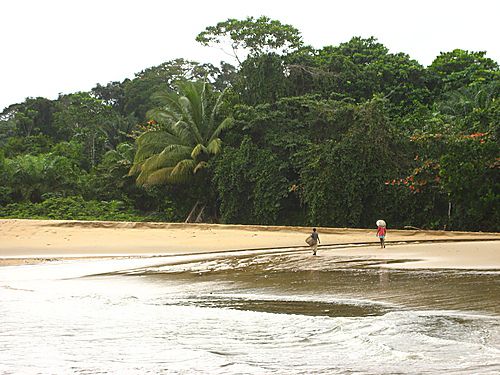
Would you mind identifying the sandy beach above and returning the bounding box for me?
[1,220,500,374]
[0,219,499,268]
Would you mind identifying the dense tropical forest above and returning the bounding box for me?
[0,17,498,231]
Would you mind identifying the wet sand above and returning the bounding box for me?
[0,219,499,269]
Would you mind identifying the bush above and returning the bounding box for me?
[0,196,157,222]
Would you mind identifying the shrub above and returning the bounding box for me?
[0,196,155,222]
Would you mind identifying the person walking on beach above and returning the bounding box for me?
[376,220,387,249]
[309,228,320,255]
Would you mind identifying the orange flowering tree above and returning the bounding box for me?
[386,128,498,230]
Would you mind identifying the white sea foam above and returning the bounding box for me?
[0,255,499,374]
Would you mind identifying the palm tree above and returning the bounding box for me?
[437,80,499,118]
[129,81,232,220]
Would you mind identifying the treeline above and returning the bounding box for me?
[0,17,498,231]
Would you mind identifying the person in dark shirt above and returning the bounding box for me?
[310,228,320,255]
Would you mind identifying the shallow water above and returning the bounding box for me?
[0,250,499,374]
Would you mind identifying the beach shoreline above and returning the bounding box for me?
[1,219,499,269]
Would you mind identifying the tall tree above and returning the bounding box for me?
[428,49,499,95]
[122,58,227,120]
[196,16,303,65]
[301,37,430,110]
[92,81,127,113]
[0,97,56,138]
[129,81,232,186]
[237,53,288,105]
[53,93,118,168]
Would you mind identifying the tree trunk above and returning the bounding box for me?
[195,205,206,223]
[91,134,96,168]
[446,199,452,230]
[185,201,200,223]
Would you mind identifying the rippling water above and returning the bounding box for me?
[1,250,499,374]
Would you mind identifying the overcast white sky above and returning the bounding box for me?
[1,0,498,111]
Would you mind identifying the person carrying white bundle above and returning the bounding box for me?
[376,220,387,249]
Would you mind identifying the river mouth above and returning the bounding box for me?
[113,251,500,314]
[1,251,499,374]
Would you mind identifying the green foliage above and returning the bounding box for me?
[0,196,148,221]
[50,92,135,168]
[230,94,355,158]
[50,141,86,167]
[92,81,126,112]
[0,150,13,205]
[297,98,406,227]
[122,58,227,120]
[385,115,499,231]
[80,142,150,204]
[5,152,82,202]
[297,37,431,112]
[130,81,233,186]
[429,49,499,95]
[196,16,303,64]
[0,97,57,138]
[214,136,289,224]
[237,53,288,105]
[436,80,500,132]
[3,134,53,157]
[439,135,498,231]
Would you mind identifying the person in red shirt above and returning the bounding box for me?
[376,225,387,249]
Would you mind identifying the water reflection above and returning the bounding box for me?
[378,265,390,288]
